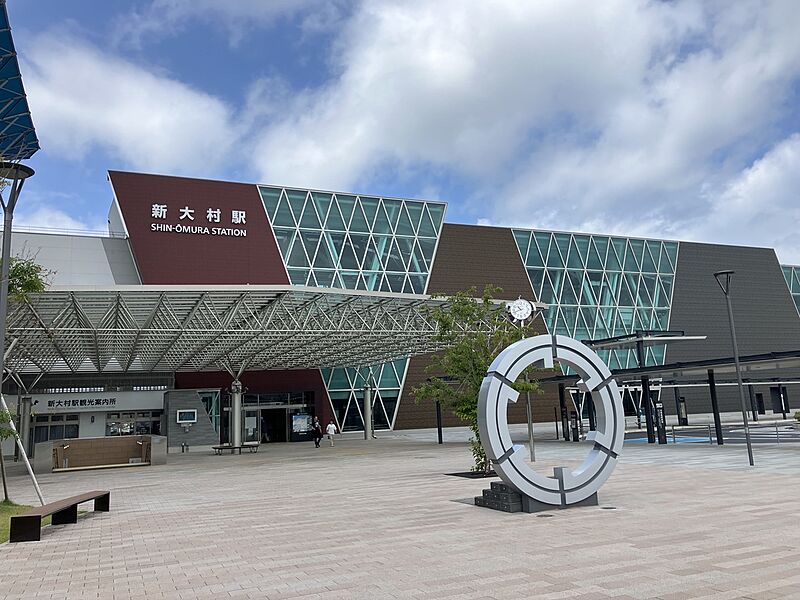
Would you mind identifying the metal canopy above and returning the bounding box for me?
[584,330,707,350]
[4,285,488,376]
[0,1,39,161]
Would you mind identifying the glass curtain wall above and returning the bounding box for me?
[513,230,679,369]
[260,186,445,430]
[781,265,800,316]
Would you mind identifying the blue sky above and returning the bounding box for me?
[7,0,800,263]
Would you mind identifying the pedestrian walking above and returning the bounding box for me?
[312,416,323,448]
[326,420,338,447]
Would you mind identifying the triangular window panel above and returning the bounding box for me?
[409,275,426,294]
[395,237,414,269]
[567,237,584,269]
[526,240,545,268]
[349,201,370,233]
[314,237,335,269]
[373,235,392,269]
[287,236,310,268]
[606,241,623,271]
[426,203,445,231]
[593,237,609,267]
[314,270,335,288]
[533,232,551,259]
[586,238,604,270]
[273,228,294,258]
[340,270,359,290]
[338,239,359,270]
[287,268,307,285]
[574,236,590,265]
[641,274,657,307]
[385,239,406,272]
[336,194,357,227]
[326,232,346,265]
[379,363,399,387]
[299,201,321,229]
[526,268,545,296]
[286,190,307,224]
[665,243,679,271]
[539,275,556,305]
[416,207,436,237]
[379,274,392,293]
[543,307,557,332]
[360,197,379,230]
[306,270,318,287]
[617,276,635,307]
[554,234,571,265]
[404,202,424,233]
[546,238,564,268]
[418,238,437,264]
[395,204,415,236]
[623,240,640,271]
[325,202,347,231]
[660,275,674,303]
[356,273,371,291]
[560,275,579,305]
[260,187,281,220]
[409,240,427,273]
[273,192,296,227]
[513,230,530,260]
[300,230,321,260]
[312,192,332,223]
[402,275,414,294]
[363,237,382,271]
[383,199,402,231]
[349,233,370,268]
[386,273,405,292]
[641,241,658,273]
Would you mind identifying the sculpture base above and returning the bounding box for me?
[474,482,599,513]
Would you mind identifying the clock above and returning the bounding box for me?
[507,298,533,322]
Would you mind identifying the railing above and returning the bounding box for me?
[0,224,127,239]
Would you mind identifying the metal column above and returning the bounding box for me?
[641,375,656,444]
[363,384,373,440]
[558,383,569,443]
[747,382,758,422]
[707,369,723,445]
[230,379,243,447]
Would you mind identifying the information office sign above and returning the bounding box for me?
[31,390,165,414]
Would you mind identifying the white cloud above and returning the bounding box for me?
[115,0,347,47]
[244,0,800,262]
[688,134,800,263]
[23,33,239,176]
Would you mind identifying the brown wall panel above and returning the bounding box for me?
[397,223,557,429]
[109,170,288,285]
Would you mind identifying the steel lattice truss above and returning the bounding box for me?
[4,285,480,375]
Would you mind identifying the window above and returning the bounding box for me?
[31,414,79,442]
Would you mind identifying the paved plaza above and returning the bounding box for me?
[2,431,800,600]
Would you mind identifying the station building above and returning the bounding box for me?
[3,170,800,452]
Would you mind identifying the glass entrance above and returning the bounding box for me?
[243,409,260,443]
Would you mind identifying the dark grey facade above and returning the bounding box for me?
[667,242,800,415]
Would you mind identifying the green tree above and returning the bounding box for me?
[0,409,15,502]
[412,286,543,473]
[0,254,51,502]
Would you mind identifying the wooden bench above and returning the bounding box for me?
[212,443,259,455]
[9,490,110,543]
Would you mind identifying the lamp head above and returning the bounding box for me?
[713,270,734,295]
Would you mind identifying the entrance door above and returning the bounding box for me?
[260,408,288,443]
[770,386,788,415]
[243,409,260,444]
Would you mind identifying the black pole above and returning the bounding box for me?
[558,383,569,443]
[587,393,596,431]
[747,381,758,422]
[780,386,788,420]
[435,400,443,444]
[641,375,656,443]
[554,406,559,440]
[673,387,681,425]
[708,369,724,445]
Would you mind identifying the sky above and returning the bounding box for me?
[7,0,800,263]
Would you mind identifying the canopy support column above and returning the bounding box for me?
[363,383,373,441]
[230,379,243,447]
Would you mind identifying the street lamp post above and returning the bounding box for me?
[713,270,754,467]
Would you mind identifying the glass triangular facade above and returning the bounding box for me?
[260,185,446,430]
[513,230,679,369]
[781,265,800,316]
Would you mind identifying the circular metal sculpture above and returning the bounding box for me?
[478,334,624,508]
